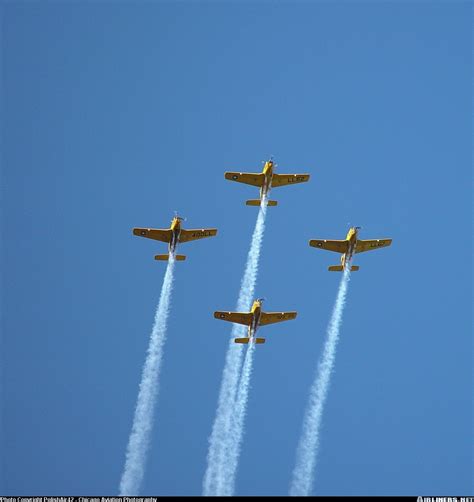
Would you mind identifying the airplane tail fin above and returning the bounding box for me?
[234,337,266,344]
[328,265,359,272]
[154,254,186,261]
[246,199,278,207]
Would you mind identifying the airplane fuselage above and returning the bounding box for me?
[247,299,263,339]
[260,161,275,199]
[169,217,182,255]
[341,227,359,268]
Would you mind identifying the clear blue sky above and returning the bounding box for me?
[2,0,472,496]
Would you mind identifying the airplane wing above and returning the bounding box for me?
[309,239,348,253]
[259,311,297,326]
[355,238,392,254]
[224,172,265,187]
[271,173,310,187]
[133,228,172,242]
[179,228,217,243]
[214,311,253,326]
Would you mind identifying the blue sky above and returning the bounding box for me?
[2,0,472,496]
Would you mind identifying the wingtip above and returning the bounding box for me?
[214,311,225,319]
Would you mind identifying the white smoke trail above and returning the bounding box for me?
[120,256,176,495]
[289,266,352,496]
[203,198,268,496]
[226,341,256,495]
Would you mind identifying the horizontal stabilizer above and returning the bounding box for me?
[246,199,278,207]
[154,254,186,261]
[328,265,359,272]
[234,337,266,344]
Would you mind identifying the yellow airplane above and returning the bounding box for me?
[224,157,310,206]
[133,214,217,261]
[309,226,392,271]
[214,298,297,344]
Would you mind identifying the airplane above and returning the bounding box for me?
[214,298,297,344]
[132,214,217,261]
[224,157,310,207]
[309,226,392,271]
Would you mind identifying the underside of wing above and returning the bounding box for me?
[224,172,265,187]
[214,311,252,326]
[179,228,218,243]
[309,239,348,253]
[271,173,310,187]
[355,238,392,254]
[259,311,297,326]
[133,228,172,243]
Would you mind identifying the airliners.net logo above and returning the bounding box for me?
[418,497,473,502]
